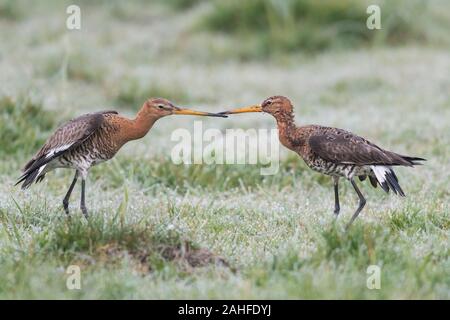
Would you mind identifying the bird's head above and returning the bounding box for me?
[143,98,227,118]
[219,96,294,119]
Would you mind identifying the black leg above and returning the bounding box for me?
[346,179,366,229]
[333,177,340,216]
[63,171,79,215]
[80,179,89,218]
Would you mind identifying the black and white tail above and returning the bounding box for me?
[15,161,48,189]
[15,144,70,189]
[371,166,405,196]
[370,155,426,196]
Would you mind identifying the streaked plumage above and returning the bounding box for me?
[221,96,425,228]
[17,110,118,189]
[17,98,226,217]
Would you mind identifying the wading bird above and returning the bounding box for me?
[16,98,226,217]
[220,96,425,228]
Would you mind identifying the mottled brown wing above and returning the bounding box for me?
[22,110,117,173]
[308,128,410,166]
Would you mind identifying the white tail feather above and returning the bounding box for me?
[36,164,47,179]
[371,165,390,184]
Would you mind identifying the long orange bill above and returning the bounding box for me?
[218,105,262,115]
[174,108,228,118]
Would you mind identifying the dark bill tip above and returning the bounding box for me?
[207,113,228,118]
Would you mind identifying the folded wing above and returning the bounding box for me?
[16,110,117,189]
[308,128,424,167]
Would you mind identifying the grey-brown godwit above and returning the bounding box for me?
[16,98,226,217]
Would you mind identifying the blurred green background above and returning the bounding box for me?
[0,0,449,299]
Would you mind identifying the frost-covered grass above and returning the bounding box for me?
[0,1,449,299]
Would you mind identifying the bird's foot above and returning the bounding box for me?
[333,207,340,217]
[63,202,70,216]
[81,206,89,219]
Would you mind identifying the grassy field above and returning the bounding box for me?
[0,0,449,299]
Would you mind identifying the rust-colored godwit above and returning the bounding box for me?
[220,96,425,228]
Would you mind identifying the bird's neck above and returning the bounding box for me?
[126,111,159,141]
[274,113,302,149]
[275,112,296,135]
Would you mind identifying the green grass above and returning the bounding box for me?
[0,0,25,20]
[0,1,449,299]
[0,96,56,160]
[199,0,439,58]
[0,190,448,298]
[89,154,315,192]
[159,0,206,11]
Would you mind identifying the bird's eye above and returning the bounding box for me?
[158,105,165,109]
